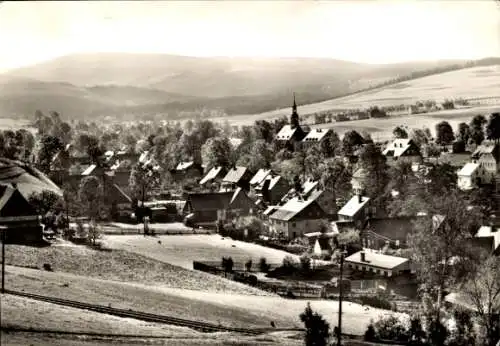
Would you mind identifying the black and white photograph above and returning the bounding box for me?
[0,0,499,345]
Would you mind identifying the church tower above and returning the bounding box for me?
[290,93,299,128]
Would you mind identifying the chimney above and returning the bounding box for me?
[358,194,362,204]
[360,251,366,262]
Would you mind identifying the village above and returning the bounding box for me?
[0,93,499,345]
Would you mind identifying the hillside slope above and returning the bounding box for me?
[229,64,500,121]
[1,54,498,120]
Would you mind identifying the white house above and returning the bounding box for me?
[345,250,410,277]
[457,162,480,190]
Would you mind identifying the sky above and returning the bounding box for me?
[0,0,499,72]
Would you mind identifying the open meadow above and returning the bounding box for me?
[310,105,500,142]
[3,265,405,336]
[221,65,500,122]
[102,234,302,269]
[3,243,270,295]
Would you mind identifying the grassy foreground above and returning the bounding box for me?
[3,243,271,296]
[4,265,404,335]
[1,295,303,346]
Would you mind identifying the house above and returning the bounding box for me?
[171,161,203,182]
[199,166,227,187]
[470,141,500,184]
[382,139,422,163]
[306,189,337,218]
[268,195,326,240]
[362,217,418,250]
[338,195,372,222]
[220,166,253,192]
[0,159,62,243]
[351,168,368,195]
[472,225,500,255]
[274,95,308,151]
[345,250,411,277]
[301,128,331,150]
[457,162,481,190]
[255,174,290,206]
[250,169,272,190]
[183,188,254,224]
[109,159,133,187]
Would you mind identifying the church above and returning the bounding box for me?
[274,94,308,151]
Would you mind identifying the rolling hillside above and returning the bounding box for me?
[223,64,500,123]
[0,53,498,120]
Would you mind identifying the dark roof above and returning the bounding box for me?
[0,184,37,217]
[316,237,332,251]
[365,217,418,240]
[437,153,472,167]
[110,184,132,204]
[187,191,234,211]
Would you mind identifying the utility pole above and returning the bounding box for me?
[1,226,7,293]
[337,247,347,346]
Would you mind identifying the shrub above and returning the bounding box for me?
[259,257,270,273]
[364,323,376,342]
[245,259,252,272]
[221,256,234,273]
[358,295,393,310]
[300,255,311,272]
[282,255,297,269]
[372,315,409,342]
[299,302,330,346]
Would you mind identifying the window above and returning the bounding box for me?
[292,222,296,227]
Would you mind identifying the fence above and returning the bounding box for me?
[193,261,322,298]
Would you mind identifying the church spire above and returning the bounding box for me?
[290,92,299,128]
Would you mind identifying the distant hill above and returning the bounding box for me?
[1,53,499,120]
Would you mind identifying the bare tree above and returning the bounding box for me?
[461,256,500,346]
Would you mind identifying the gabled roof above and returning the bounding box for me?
[303,179,319,195]
[302,128,330,142]
[0,159,62,198]
[475,226,500,253]
[332,220,357,233]
[472,141,497,158]
[345,250,409,270]
[275,125,298,141]
[338,195,370,218]
[256,174,285,191]
[176,161,194,171]
[270,196,325,221]
[81,164,97,176]
[187,189,249,211]
[139,151,150,164]
[458,162,480,176]
[250,169,271,186]
[365,217,418,241]
[263,205,279,216]
[188,191,234,210]
[110,184,132,204]
[383,139,417,157]
[222,166,248,184]
[199,166,224,185]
